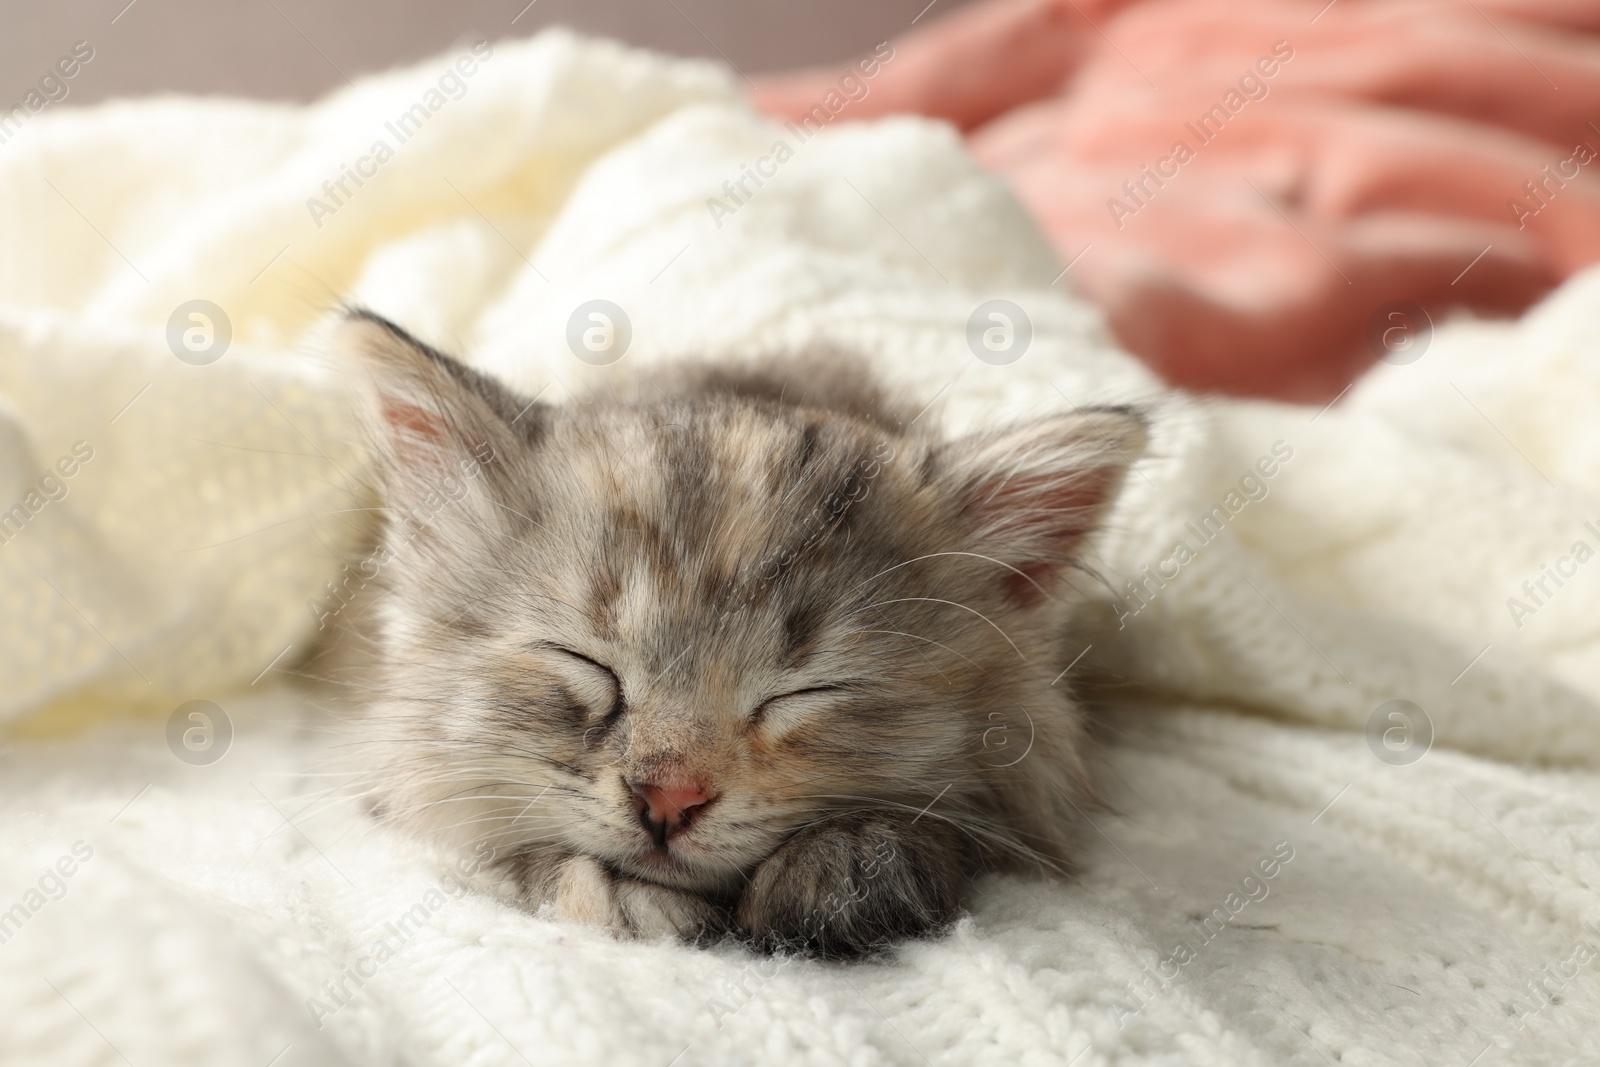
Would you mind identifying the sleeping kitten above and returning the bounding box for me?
[338,309,1145,958]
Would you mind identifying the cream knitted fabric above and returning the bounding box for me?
[1,30,1597,1067]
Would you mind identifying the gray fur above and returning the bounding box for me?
[336,310,1146,957]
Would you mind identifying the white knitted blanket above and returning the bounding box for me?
[3,31,1599,1067]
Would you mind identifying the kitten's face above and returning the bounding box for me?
[342,314,1142,898]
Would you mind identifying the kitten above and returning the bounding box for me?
[338,309,1145,958]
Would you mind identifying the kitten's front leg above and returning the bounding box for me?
[549,855,727,942]
[735,812,968,958]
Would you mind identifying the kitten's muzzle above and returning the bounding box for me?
[627,779,716,848]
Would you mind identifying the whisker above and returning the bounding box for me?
[858,596,1027,662]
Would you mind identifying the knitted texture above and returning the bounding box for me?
[1,30,1597,1067]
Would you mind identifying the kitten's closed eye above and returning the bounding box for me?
[536,646,623,726]
[750,685,849,733]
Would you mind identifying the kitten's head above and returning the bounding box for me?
[340,312,1144,897]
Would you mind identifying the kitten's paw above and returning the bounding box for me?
[552,856,725,942]
[735,814,964,958]
[553,855,627,932]
[614,878,728,943]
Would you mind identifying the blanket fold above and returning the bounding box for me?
[2,28,1598,1067]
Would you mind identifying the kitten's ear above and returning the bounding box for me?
[939,408,1146,607]
[336,310,536,498]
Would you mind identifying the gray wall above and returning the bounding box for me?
[4,0,966,108]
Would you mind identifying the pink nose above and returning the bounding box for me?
[628,780,714,846]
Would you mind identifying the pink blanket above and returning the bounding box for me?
[756,0,1600,399]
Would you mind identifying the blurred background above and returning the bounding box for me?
[9,0,1600,399]
[3,0,954,100]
